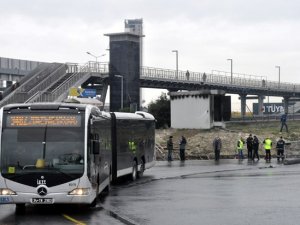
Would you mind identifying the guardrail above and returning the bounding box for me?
[141,66,300,93]
[34,62,108,102]
[64,63,300,94]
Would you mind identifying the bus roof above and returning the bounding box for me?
[2,102,93,112]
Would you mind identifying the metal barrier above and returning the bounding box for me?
[33,62,108,102]
[3,61,300,106]
[140,66,300,93]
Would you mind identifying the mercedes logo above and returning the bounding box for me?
[37,187,47,196]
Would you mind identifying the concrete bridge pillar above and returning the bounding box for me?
[258,95,264,116]
[284,96,290,114]
[240,94,247,118]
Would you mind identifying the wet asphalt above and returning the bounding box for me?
[1,159,300,225]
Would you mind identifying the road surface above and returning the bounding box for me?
[1,159,300,225]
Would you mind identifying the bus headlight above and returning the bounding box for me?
[68,188,90,196]
[0,188,17,195]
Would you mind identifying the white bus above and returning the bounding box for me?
[0,103,155,213]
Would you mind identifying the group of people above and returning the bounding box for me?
[213,134,286,162]
[167,135,187,161]
[235,134,286,162]
[167,134,286,163]
[185,70,207,82]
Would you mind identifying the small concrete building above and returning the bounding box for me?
[170,90,231,129]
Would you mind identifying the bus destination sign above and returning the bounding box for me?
[6,115,81,127]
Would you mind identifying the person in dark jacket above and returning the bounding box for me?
[246,134,254,159]
[186,70,190,80]
[167,136,174,161]
[213,136,222,161]
[252,135,260,161]
[280,113,288,132]
[179,136,187,161]
[276,136,285,161]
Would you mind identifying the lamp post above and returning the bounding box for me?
[86,52,106,72]
[275,65,280,87]
[86,52,106,63]
[114,75,123,110]
[172,50,178,79]
[227,58,233,84]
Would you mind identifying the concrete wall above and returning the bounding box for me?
[171,94,212,129]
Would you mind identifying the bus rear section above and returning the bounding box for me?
[0,103,111,212]
[111,111,156,182]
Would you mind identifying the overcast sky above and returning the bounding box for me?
[1,0,299,107]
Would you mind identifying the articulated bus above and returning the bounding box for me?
[0,103,155,212]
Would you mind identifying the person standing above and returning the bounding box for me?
[263,137,272,162]
[280,113,288,132]
[179,136,187,161]
[186,70,190,80]
[202,73,207,82]
[252,135,260,161]
[167,136,174,161]
[213,136,222,161]
[237,137,244,160]
[246,134,254,159]
[276,136,285,161]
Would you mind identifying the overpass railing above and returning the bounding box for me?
[20,62,295,96]
[66,61,109,74]
[32,62,109,102]
[141,66,300,93]
[57,63,300,94]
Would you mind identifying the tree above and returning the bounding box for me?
[148,93,170,128]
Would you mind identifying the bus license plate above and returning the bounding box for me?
[31,198,53,204]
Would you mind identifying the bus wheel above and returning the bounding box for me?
[131,160,137,181]
[15,203,25,214]
[138,159,145,178]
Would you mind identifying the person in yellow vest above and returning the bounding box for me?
[263,137,272,162]
[128,141,137,154]
[237,137,245,160]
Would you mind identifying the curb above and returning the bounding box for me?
[284,158,300,165]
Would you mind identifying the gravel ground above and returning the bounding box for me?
[155,126,300,160]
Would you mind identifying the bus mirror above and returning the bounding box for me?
[93,141,100,155]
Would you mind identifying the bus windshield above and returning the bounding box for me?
[1,113,84,178]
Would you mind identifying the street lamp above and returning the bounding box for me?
[114,75,123,110]
[86,52,106,63]
[172,50,178,79]
[227,58,233,84]
[275,65,280,87]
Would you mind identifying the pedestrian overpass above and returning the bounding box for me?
[1,61,300,117]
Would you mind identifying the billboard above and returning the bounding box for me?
[253,103,293,115]
[69,87,97,98]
